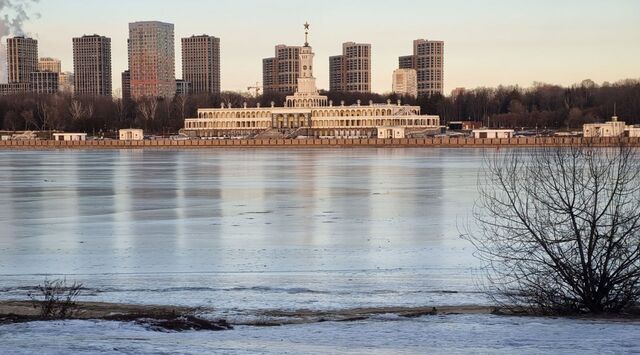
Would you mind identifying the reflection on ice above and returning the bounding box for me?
[0,148,482,311]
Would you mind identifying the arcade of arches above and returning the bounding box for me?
[184,104,440,138]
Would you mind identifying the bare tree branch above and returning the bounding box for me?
[464,141,640,314]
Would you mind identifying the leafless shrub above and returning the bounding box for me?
[27,278,84,319]
[464,142,640,315]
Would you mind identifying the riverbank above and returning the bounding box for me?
[0,300,493,330]
[2,300,638,332]
[0,136,638,149]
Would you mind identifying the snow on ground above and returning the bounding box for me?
[0,314,638,354]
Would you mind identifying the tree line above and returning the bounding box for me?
[1,78,638,135]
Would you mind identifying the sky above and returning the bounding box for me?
[5,0,640,95]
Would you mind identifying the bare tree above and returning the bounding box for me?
[175,94,187,121]
[137,97,158,130]
[85,102,94,122]
[69,100,84,121]
[37,100,54,131]
[114,98,127,127]
[465,143,640,315]
[21,109,35,130]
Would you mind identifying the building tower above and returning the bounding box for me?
[181,35,220,95]
[392,68,417,98]
[73,35,112,96]
[329,42,371,93]
[285,23,327,108]
[30,71,59,94]
[121,70,131,101]
[399,39,444,96]
[38,57,61,74]
[263,45,301,94]
[128,21,175,99]
[7,36,37,84]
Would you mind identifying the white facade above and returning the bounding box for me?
[53,133,87,141]
[119,128,144,141]
[392,69,417,98]
[624,126,640,137]
[284,23,328,108]
[583,120,626,138]
[472,129,514,139]
[377,127,405,139]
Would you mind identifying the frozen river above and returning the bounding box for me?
[0,148,637,353]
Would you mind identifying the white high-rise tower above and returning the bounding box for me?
[285,23,328,108]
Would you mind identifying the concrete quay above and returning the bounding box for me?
[0,137,638,149]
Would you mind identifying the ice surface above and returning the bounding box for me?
[1,149,636,352]
[0,315,637,354]
[0,149,485,314]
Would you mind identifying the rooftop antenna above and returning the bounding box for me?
[304,22,310,47]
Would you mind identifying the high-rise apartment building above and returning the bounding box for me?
[392,68,418,98]
[38,57,61,73]
[181,35,220,95]
[121,70,131,101]
[72,35,112,96]
[329,42,371,93]
[0,82,29,95]
[398,55,414,70]
[328,55,343,93]
[263,45,301,94]
[399,39,444,96]
[175,79,192,95]
[7,36,38,84]
[128,21,175,99]
[0,44,7,83]
[30,71,59,94]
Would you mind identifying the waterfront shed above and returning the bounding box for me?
[52,133,87,141]
[119,128,144,141]
[472,129,514,139]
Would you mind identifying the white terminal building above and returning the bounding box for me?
[183,24,440,139]
[583,114,640,138]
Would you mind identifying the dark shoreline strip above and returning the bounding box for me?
[2,301,637,331]
[0,137,638,149]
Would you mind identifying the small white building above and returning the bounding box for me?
[472,129,514,139]
[625,126,640,137]
[377,127,405,139]
[119,128,144,141]
[583,117,626,138]
[52,133,87,141]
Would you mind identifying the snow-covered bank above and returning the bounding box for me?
[0,314,638,354]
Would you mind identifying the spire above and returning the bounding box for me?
[304,22,310,47]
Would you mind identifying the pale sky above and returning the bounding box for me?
[11,0,640,94]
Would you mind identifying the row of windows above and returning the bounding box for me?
[345,59,369,71]
[344,47,370,57]
[418,83,443,90]
[186,117,437,130]
[346,72,368,82]
[276,49,300,60]
[277,61,299,72]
